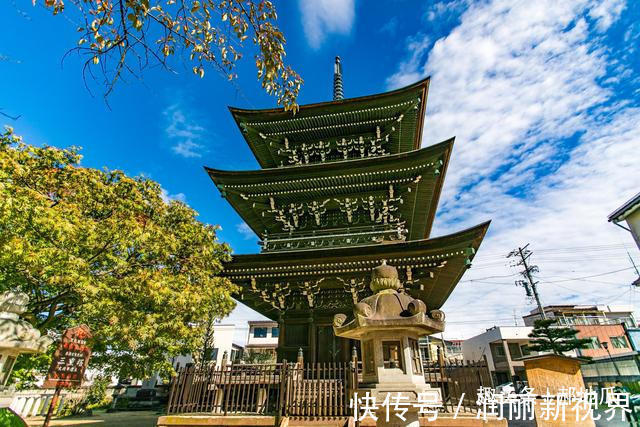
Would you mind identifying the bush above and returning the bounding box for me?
[624,381,640,394]
[58,397,91,417]
[85,376,112,410]
[114,396,130,410]
[0,408,26,427]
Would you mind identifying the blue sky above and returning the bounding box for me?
[2,0,640,340]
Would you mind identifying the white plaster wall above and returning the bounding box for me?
[462,328,500,371]
[626,209,640,250]
[461,326,533,372]
[211,325,235,365]
[246,322,278,347]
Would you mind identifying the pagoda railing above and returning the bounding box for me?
[260,223,407,252]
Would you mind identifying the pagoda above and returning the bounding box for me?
[206,58,489,363]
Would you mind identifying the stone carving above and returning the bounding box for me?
[0,291,53,354]
[333,313,347,327]
[332,261,444,425]
[429,309,445,322]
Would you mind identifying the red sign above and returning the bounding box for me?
[43,325,92,389]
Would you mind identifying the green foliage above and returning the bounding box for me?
[38,0,303,111]
[9,352,52,390]
[528,318,592,355]
[86,376,112,409]
[623,381,640,394]
[58,397,92,417]
[0,127,237,379]
[241,350,276,364]
[114,396,130,410]
[0,408,26,427]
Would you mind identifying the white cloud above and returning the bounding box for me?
[160,187,187,204]
[387,0,640,338]
[163,104,206,158]
[298,0,355,49]
[236,222,256,240]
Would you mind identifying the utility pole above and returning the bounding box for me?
[508,244,547,319]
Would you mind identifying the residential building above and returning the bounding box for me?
[524,305,639,385]
[523,304,636,328]
[419,336,464,362]
[462,326,535,384]
[609,191,640,251]
[523,305,636,358]
[167,324,242,372]
[245,321,279,357]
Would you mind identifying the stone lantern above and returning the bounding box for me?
[333,261,445,426]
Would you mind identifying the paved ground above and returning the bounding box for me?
[26,411,160,427]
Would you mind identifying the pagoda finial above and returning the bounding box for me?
[333,56,344,101]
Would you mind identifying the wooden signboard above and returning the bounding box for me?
[43,324,92,388]
[42,325,92,426]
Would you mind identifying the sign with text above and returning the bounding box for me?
[43,325,92,389]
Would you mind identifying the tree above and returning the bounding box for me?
[0,127,236,378]
[38,0,303,110]
[528,318,592,356]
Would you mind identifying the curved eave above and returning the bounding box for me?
[226,220,490,318]
[229,78,430,168]
[205,138,453,239]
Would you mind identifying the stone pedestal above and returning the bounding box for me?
[374,407,420,427]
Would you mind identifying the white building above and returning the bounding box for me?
[609,191,640,251]
[245,321,279,357]
[522,304,636,328]
[462,326,535,385]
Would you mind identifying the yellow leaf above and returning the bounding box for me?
[93,56,99,64]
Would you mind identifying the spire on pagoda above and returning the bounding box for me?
[333,56,344,101]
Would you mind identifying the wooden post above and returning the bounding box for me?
[42,385,61,427]
[278,360,288,418]
[437,347,447,406]
[297,347,304,365]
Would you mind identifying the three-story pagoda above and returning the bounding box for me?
[207,58,490,363]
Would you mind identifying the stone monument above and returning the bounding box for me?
[333,261,445,427]
[0,291,53,387]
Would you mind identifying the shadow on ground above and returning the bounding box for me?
[26,410,160,427]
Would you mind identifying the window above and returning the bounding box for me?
[409,339,422,375]
[611,336,628,349]
[254,327,268,338]
[585,337,601,349]
[382,341,403,370]
[491,343,506,361]
[272,327,279,338]
[508,343,522,359]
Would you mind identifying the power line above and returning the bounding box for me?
[536,267,635,283]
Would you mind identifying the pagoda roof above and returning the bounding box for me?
[229,78,430,168]
[205,138,453,242]
[224,221,490,319]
